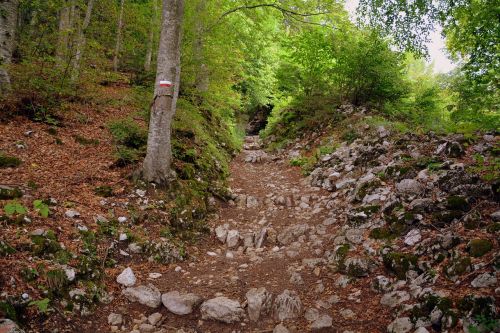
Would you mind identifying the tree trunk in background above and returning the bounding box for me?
[0,0,19,94]
[194,0,208,94]
[144,0,157,72]
[56,0,72,66]
[143,0,185,184]
[71,0,95,82]
[113,0,125,72]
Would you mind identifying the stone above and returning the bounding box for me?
[107,313,123,325]
[311,314,333,330]
[404,229,421,246]
[344,257,372,277]
[226,230,240,248]
[277,224,309,245]
[200,297,244,323]
[246,287,272,322]
[290,272,304,285]
[471,272,497,288]
[396,179,423,195]
[128,243,142,254]
[215,225,228,243]
[162,291,202,315]
[372,275,392,293]
[273,290,302,321]
[0,319,25,333]
[414,328,429,333]
[305,307,319,321]
[139,323,155,332]
[345,229,364,244]
[118,216,127,223]
[340,308,355,319]
[273,324,290,333]
[380,291,410,308]
[65,209,80,218]
[468,239,493,257]
[491,210,500,222]
[246,196,259,208]
[116,267,136,287]
[122,284,162,308]
[148,313,162,325]
[387,317,413,333]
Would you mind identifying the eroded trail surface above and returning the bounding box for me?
[98,136,393,333]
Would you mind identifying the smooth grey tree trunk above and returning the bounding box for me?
[144,0,157,72]
[143,0,185,184]
[71,0,95,82]
[0,0,19,94]
[113,0,125,72]
[194,0,208,93]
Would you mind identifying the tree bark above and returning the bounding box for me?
[143,0,185,184]
[113,0,126,72]
[0,0,19,94]
[194,0,208,93]
[144,0,157,72]
[71,0,95,82]
[56,0,73,66]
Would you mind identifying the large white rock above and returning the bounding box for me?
[226,230,240,248]
[122,284,161,308]
[215,225,228,243]
[273,290,302,321]
[200,297,244,323]
[396,179,423,195]
[311,314,333,330]
[380,291,410,308]
[161,291,202,315]
[404,229,422,246]
[107,313,123,325]
[471,272,497,288]
[116,267,136,287]
[246,287,272,322]
[387,317,413,333]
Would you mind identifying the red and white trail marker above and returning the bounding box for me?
[159,80,173,87]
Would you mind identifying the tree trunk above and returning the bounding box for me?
[144,0,157,72]
[0,0,19,94]
[71,0,95,82]
[56,0,72,66]
[194,0,208,93]
[143,0,185,184]
[113,0,125,72]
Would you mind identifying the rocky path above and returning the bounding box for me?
[98,136,393,333]
[95,132,498,333]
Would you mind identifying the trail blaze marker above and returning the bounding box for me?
[159,80,173,87]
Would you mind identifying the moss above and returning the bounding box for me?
[383,251,418,279]
[370,227,394,240]
[0,240,15,256]
[486,222,500,233]
[0,152,21,168]
[446,196,470,211]
[355,180,381,201]
[74,135,99,146]
[30,230,62,256]
[357,205,380,215]
[468,239,493,257]
[457,295,496,318]
[0,186,23,200]
[444,256,471,277]
[21,267,39,282]
[0,301,17,321]
[431,210,463,227]
[93,185,113,197]
[47,127,58,135]
[46,269,68,295]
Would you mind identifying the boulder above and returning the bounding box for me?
[273,290,302,321]
[387,317,413,333]
[380,291,410,308]
[122,284,162,308]
[396,179,423,195]
[246,287,272,322]
[200,297,244,323]
[116,267,136,287]
[311,314,333,330]
[471,273,497,288]
[161,291,202,315]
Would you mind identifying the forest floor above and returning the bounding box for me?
[1,83,498,333]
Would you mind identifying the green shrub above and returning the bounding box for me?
[0,152,21,168]
[108,119,147,149]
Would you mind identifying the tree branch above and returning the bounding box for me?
[208,2,331,31]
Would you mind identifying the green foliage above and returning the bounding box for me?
[29,298,51,314]
[108,118,148,166]
[3,201,28,216]
[33,200,50,218]
[0,152,21,168]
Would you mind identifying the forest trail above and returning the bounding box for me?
[94,136,392,333]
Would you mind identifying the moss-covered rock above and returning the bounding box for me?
[93,185,113,197]
[468,239,493,257]
[444,256,472,278]
[0,152,21,168]
[0,186,23,200]
[446,196,470,211]
[382,251,418,279]
[0,240,15,256]
[369,227,394,240]
[431,210,463,227]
